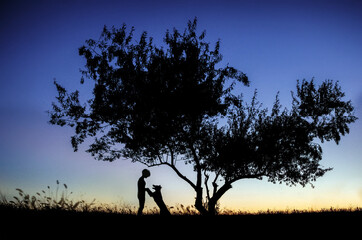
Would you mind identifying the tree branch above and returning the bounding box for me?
[167,144,174,166]
[141,154,197,191]
[204,171,210,201]
[212,170,220,196]
[209,181,232,207]
[165,162,197,190]
[188,142,202,188]
[229,173,265,184]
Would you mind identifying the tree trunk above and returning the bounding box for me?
[195,187,208,215]
[207,182,232,215]
[207,200,218,215]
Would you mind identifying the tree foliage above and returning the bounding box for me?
[200,79,357,189]
[49,18,357,215]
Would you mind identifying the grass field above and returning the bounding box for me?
[1,181,360,237]
[1,182,360,216]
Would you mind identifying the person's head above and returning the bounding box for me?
[142,169,151,178]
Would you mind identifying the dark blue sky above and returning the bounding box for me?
[0,0,361,210]
[1,0,361,111]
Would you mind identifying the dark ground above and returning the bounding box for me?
[1,205,360,238]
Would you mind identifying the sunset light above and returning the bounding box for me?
[0,0,361,216]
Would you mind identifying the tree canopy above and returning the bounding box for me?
[49,18,357,215]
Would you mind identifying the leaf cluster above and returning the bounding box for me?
[198,79,356,187]
[49,18,248,162]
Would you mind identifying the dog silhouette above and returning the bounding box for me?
[146,185,171,216]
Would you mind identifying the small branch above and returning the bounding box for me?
[157,154,164,164]
[140,161,165,168]
[89,46,102,57]
[167,144,174,166]
[188,142,202,192]
[212,170,220,196]
[204,171,210,201]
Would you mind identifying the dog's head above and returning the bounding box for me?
[152,185,162,191]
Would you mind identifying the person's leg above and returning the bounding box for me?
[137,197,145,216]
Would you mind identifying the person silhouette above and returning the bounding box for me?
[137,169,151,216]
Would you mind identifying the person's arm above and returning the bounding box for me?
[146,188,153,197]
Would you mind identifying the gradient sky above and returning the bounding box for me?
[0,0,361,211]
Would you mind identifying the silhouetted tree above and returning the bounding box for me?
[49,18,357,215]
